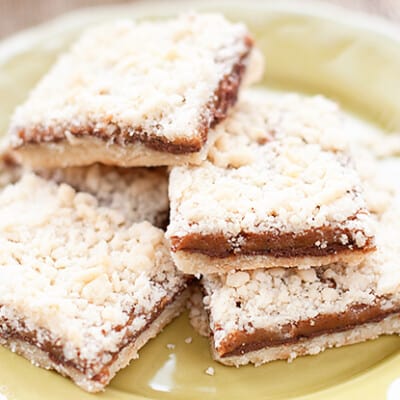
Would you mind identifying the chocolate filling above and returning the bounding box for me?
[13,37,253,155]
[0,281,189,384]
[215,302,400,357]
[170,226,375,258]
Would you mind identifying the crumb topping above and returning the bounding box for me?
[352,149,400,217]
[187,286,209,337]
[10,13,251,146]
[0,174,186,367]
[345,116,400,158]
[168,90,373,247]
[40,164,169,228]
[205,366,215,376]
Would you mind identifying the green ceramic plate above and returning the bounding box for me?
[1,1,400,399]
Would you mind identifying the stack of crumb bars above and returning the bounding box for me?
[1,12,400,393]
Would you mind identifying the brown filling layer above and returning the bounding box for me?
[170,226,375,258]
[216,302,400,358]
[13,37,252,155]
[0,280,190,384]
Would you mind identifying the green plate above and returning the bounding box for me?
[1,1,400,399]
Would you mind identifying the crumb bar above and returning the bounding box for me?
[0,174,190,392]
[199,198,400,365]
[9,14,256,168]
[168,90,375,273]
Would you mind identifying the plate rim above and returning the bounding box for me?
[0,1,400,399]
[2,0,400,59]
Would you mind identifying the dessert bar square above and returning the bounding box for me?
[9,14,255,168]
[199,198,400,366]
[167,90,375,273]
[0,173,189,392]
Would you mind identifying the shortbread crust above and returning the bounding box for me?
[1,288,189,392]
[210,314,400,366]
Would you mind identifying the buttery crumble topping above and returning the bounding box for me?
[41,164,169,228]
